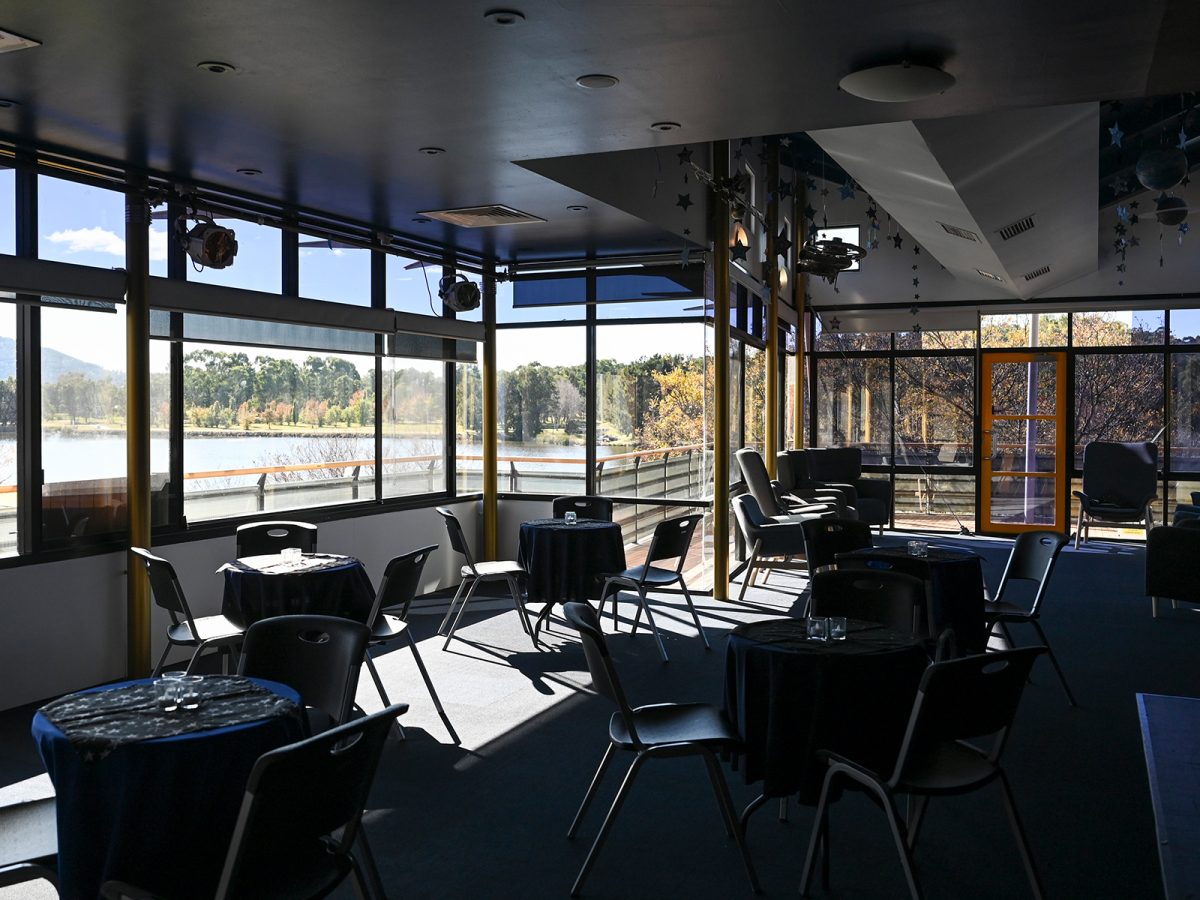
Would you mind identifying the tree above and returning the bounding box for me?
[638,366,705,448]
[555,377,584,435]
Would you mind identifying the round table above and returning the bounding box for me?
[723,618,928,807]
[33,676,303,900]
[220,552,377,627]
[517,518,626,606]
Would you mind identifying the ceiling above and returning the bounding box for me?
[0,1,1197,270]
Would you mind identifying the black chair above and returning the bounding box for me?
[809,569,925,636]
[799,647,1047,900]
[102,703,407,900]
[434,507,537,651]
[1171,490,1200,525]
[235,520,318,558]
[984,530,1074,706]
[561,602,760,898]
[552,496,615,521]
[735,448,836,521]
[732,494,807,602]
[131,547,245,677]
[776,450,857,515]
[363,545,459,743]
[0,861,57,893]
[238,614,370,730]
[598,513,708,662]
[797,447,893,532]
[800,517,873,573]
[1147,524,1200,617]
[1072,441,1158,548]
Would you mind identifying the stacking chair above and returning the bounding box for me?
[363,545,460,744]
[562,602,760,897]
[809,569,925,636]
[732,494,807,602]
[235,520,318,557]
[984,530,1074,706]
[552,495,615,521]
[435,507,537,651]
[799,646,1047,900]
[238,614,370,731]
[800,517,873,573]
[131,547,246,677]
[1147,523,1200,617]
[1072,441,1158,548]
[598,513,708,662]
[102,704,406,900]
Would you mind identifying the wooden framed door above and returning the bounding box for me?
[980,352,1068,534]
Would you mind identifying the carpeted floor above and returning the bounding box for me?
[2,533,1195,899]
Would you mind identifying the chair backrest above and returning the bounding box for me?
[891,646,1045,785]
[367,544,438,626]
[800,516,872,571]
[1146,525,1200,601]
[810,569,925,636]
[562,602,640,744]
[236,521,318,558]
[435,506,477,571]
[130,547,194,631]
[237,615,370,726]
[732,493,769,540]
[993,530,1068,614]
[215,703,407,900]
[552,495,614,521]
[805,447,863,483]
[645,514,702,573]
[1080,441,1158,507]
[775,450,807,493]
[735,448,782,516]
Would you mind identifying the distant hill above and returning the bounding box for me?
[0,336,122,383]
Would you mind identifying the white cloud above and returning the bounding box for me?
[46,226,171,262]
[148,226,169,262]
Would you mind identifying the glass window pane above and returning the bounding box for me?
[989,475,1056,526]
[0,165,14,255]
[1167,479,1200,523]
[816,357,891,464]
[186,219,281,293]
[1169,353,1200,471]
[894,356,973,466]
[183,345,374,521]
[496,326,586,494]
[895,330,976,350]
[981,313,1065,348]
[455,361,482,493]
[814,319,889,352]
[0,303,15,555]
[38,176,125,267]
[744,345,766,454]
[1072,310,1164,346]
[1170,309,1200,345]
[41,305,127,541]
[595,323,707,500]
[499,276,584,324]
[1074,352,1163,468]
[150,340,172,527]
[386,255,444,316]
[382,358,445,498]
[989,358,1057,416]
[299,236,371,305]
[893,473,975,533]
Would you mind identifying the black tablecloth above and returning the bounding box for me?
[518,518,626,605]
[724,618,928,804]
[220,553,376,626]
[837,545,987,653]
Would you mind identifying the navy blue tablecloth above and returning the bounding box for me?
[518,518,626,605]
[220,553,376,626]
[33,677,303,900]
[724,618,927,804]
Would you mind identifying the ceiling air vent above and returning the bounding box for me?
[997,215,1036,241]
[1023,264,1051,282]
[417,205,546,228]
[938,221,979,242]
[976,269,1004,282]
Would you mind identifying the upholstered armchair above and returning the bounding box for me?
[1146,522,1200,616]
[734,448,835,522]
[790,447,892,531]
[1073,441,1158,548]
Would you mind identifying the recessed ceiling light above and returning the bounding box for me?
[576,74,619,90]
[650,121,682,133]
[196,60,238,75]
[484,8,525,26]
[0,98,20,109]
[566,204,588,211]
[418,146,446,156]
[236,168,262,176]
[412,216,431,224]
[839,61,954,102]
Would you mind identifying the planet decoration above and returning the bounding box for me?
[1136,147,1189,192]
[1155,195,1189,227]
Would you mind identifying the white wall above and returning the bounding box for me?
[0,500,480,711]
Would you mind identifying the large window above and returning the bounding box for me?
[816,357,891,464]
[0,165,13,255]
[39,176,126,268]
[1074,352,1163,467]
[455,361,482,492]
[186,219,281,293]
[894,356,974,467]
[980,313,1067,348]
[299,237,371,305]
[382,357,444,498]
[0,304,15,556]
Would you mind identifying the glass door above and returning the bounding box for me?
[980,352,1067,533]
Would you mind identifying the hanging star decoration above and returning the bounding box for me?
[682,227,691,235]
[820,186,830,198]
[1180,127,1189,149]
[913,244,921,255]
[676,193,693,211]
[892,234,904,250]
[803,203,816,221]
[1114,222,1127,236]
[828,317,841,331]
[1113,238,1126,252]
[1117,205,1130,224]
[839,183,856,201]
[1129,234,1140,247]
[808,222,819,240]
[1130,213,1140,225]
[806,177,817,191]
[1109,123,1124,147]
[676,146,693,166]
[913,277,920,287]
[1180,221,1190,244]
[865,204,877,220]
[776,227,793,257]
[1117,263,1126,272]
[730,239,750,262]
[778,179,794,198]
[1130,200,1140,209]
[1112,175,1129,194]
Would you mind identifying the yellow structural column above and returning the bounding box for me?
[481,262,499,560]
[765,140,780,476]
[712,140,732,601]
[125,184,152,677]
[792,187,806,447]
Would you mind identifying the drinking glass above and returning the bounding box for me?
[564,512,578,525]
[829,616,848,641]
[281,547,303,564]
[806,616,829,641]
[179,675,204,711]
[908,540,929,558]
[156,671,186,712]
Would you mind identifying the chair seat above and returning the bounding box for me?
[463,560,525,579]
[984,600,1032,622]
[607,565,682,587]
[370,613,409,643]
[897,741,999,794]
[1083,504,1146,520]
[609,702,738,749]
[166,614,244,645]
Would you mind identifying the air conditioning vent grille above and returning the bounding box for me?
[418,205,546,228]
[938,221,979,242]
[1023,265,1051,282]
[998,215,1036,241]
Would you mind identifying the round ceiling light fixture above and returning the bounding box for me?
[196,60,238,75]
[0,98,19,109]
[576,74,619,90]
[236,167,262,176]
[484,8,525,26]
[838,61,954,103]
[650,121,682,133]
[566,204,589,211]
[412,216,431,224]
[417,146,446,156]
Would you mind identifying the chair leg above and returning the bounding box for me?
[442,579,481,650]
[570,754,646,897]
[699,748,761,894]
[1152,596,1159,617]
[600,578,620,632]
[799,770,838,896]
[1030,620,1076,707]
[738,546,761,603]
[349,829,387,900]
[151,642,172,678]
[906,794,930,850]
[1074,509,1085,549]
[184,642,208,675]
[679,579,710,650]
[881,792,924,900]
[568,743,618,839]
[405,632,460,744]
[634,588,669,662]
[437,578,470,635]
[363,652,406,740]
[997,770,1045,900]
[507,575,539,649]
[778,796,788,822]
